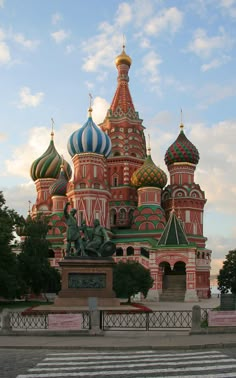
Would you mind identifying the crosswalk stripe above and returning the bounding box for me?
[48,349,221,357]
[42,352,225,362]
[16,351,236,378]
[45,350,221,358]
[33,357,236,370]
[16,365,236,378]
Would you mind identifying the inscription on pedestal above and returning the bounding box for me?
[68,273,106,289]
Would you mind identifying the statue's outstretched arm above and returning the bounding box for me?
[64,202,70,219]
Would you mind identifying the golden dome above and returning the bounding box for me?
[115,45,132,67]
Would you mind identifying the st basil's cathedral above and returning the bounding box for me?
[29,47,211,302]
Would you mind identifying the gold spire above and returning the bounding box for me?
[51,118,54,139]
[60,155,64,169]
[147,134,151,156]
[88,93,93,117]
[28,200,31,215]
[180,109,184,130]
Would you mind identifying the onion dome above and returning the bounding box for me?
[165,124,199,167]
[67,107,112,158]
[30,131,72,181]
[49,163,68,196]
[115,45,132,67]
[131,147,167,189]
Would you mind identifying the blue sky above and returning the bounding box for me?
[1,0,236,275]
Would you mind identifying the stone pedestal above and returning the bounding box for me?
[54,257,120,307]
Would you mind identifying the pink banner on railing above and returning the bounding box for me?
[208,310,236,326]
[48,314,83,330]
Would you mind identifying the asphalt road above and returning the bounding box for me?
[2,348,236,378]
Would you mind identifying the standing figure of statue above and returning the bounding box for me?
[64,202,84,256]
[85,219,109,256]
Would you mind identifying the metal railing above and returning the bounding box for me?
[0,308,211,332]
[7,311,90,330]
[101,310,193,331]
[101,308,210,331]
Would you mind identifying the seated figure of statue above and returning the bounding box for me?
[85,219,110,257]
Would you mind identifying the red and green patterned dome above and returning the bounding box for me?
[131,153,167,189]
[165,125,199,167]
[49,165,68,196]
[30,132,72,181]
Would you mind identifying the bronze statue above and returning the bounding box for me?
[64,204,115,258]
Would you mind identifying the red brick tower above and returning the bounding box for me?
[67,107,112,228]
[162,123,207,249]
[100,46,146,229]
[30,129,72,217]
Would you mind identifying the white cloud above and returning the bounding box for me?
[82,34,119,72]
[92,96,110,124]
[51,29,70,44]
[0,41,10,63]
[144,7,183,36]
[187,28,233,58]
[219,0,236,17]
[3,181,36,217]
[14,33,40,50]
[115,2,132,27]
[0,0,4,8]
[18,87,44,108]
[52,12,62,25]
[131,0,154,26]
[139,51,162,94]
[201,55,231,71]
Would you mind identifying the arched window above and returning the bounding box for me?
[113,176,118,186]
[110,209,117,226]
[119,208,126,219]
[116,247,123,256]
[127,246,134,256]
[140,247,149,258]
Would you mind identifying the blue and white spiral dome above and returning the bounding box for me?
[67,108,112,158]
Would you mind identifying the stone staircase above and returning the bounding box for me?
[160,275,186,302]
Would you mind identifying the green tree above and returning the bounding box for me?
[18,214,61,299]
[113,260,154,303]
[0,191,25,299]
[218,249,236,294]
